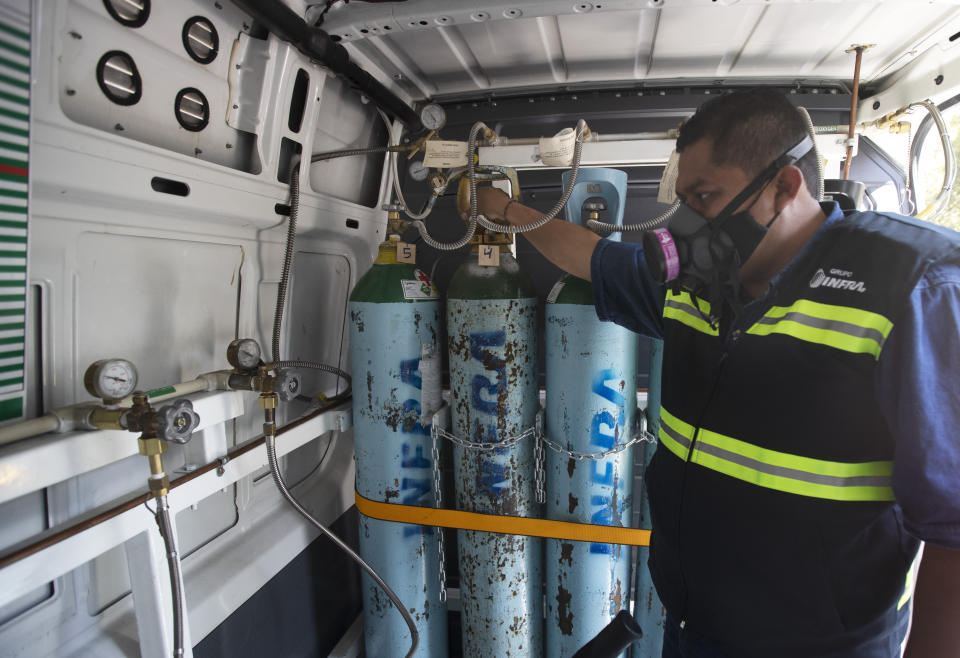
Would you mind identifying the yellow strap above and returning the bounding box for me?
[355,491,651,546]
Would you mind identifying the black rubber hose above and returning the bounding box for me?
[572,610,643,658]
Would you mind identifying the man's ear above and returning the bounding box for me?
[773,164,806,210]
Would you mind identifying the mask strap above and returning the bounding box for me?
[715,135,814,223]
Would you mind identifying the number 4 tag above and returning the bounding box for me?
[396,242,416,263]
[478,245,499,267]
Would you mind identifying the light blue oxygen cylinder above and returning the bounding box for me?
[545,168,639,657]
[447,246,541,657]
[348,242,447,657]
[632,338,665,657]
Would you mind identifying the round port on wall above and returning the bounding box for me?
[103,0,150,27]
[96,51,142,105]
[182,16,219,64]
[175,87,209,131]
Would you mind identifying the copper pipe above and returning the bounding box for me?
[0,404,345,570]
[843,45,869,180]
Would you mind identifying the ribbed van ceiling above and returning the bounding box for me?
[316,0,960,99]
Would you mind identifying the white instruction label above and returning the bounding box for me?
[539,127,577,166]
[423,140,469,168]
[401,279,440,299]
[657,150,680,204]
[478,245,500,267]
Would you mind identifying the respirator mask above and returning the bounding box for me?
[643,136,814,325]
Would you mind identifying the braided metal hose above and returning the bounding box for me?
[272,161,300,364]
[155,496,184,658]
[406,120,487,250]
[265,434,418,658]
[586,199,681,234]
[797,106,825,201]
[311,145,397,163]
[271,359,352,398]
[475,119,590,234]
[909,99,957,220]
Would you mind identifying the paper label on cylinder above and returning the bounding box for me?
[423,140,469,168]
[539,127,576,166]
[396,242,416,263]
[478,245,499,266]
[401,279,440,299]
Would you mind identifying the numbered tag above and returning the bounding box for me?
[396,242,416,263]
[478,245,500,267]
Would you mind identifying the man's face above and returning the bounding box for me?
[674,138,764,220]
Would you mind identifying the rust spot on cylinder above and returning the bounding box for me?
[560,542,574,566]
[568,493,579,514]
[567,457,576,477]
[556,585,573,635]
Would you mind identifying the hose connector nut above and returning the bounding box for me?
[259,392,278,410]
[148,473,170,497]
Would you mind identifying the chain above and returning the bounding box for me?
[431,423,447,602]
[433,424,537,452]
[538,432,656,461]
[534,411,546,503]
[426,411,657,601]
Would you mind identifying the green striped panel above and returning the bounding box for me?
[0,13,26,419]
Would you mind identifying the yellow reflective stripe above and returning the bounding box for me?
[690,448,895,501]
[747,299,894,359]
[898,564,915,610]
[355,491,651,546]
[697,427,893,479]
[663,290,719,336]
[657,407,895,502]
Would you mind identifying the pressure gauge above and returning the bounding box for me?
[84,359,139,401]
[419,103,446,131]
[408,159,430,182]
[226,338,262,370]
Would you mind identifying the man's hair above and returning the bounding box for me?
[676,88,818,197]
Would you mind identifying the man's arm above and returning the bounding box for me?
[904,544,960,657]
[475,186,600,280]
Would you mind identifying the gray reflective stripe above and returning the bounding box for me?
[693,440,893,489]
[755,311,886,347]
[664,299,695,314]
[660,419,691,450]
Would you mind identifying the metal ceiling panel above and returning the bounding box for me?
[318,0,960,99]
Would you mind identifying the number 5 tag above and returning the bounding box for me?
[396,242,416,263]
[478,245,499,267]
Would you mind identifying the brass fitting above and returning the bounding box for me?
[139,440,169,497]
[260,392,278,439]
[89,407,125,430]
[259,392,278,410]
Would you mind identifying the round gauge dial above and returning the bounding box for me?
[84,359,139,400]
[226,338,262,370]
[408,159,430,182]
[419,103,446,131]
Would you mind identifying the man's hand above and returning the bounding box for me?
[904,543,960,657]
[474,186,511,221]
[466,184,600,281]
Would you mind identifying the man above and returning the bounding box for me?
[474,89,960,657]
